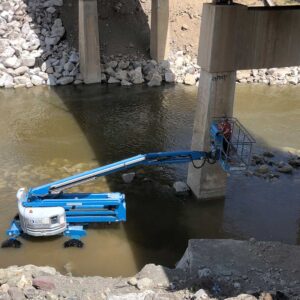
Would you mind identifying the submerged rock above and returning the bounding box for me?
[147,72,162,87]
[277,164,293,174]
[122,172,135,184]
[255,164,269,175]
[288,158,300,168]
[173,181,190,194]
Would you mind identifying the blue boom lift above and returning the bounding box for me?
[1,118,254,248]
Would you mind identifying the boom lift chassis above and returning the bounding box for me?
[2,118,254,248]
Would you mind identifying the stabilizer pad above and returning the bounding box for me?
[1,238,22,248]
[64,239,84,248]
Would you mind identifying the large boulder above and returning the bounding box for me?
[0,73,13,87]
[31,75,44,86]
[21,54,35,67]
[129,67,144,84]
[165,71,175,83]
[56,76,73,85]
[3,56,21,69]
[147,72,162,87]
[184,73,196,85]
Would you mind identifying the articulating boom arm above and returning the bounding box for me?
[30,151,208,198]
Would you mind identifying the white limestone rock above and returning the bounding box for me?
[107,61,118,69]
[21,54,35,67]
[74,79,83,85]
[288,76,298,85]
[184,73,196,85]
[193,289,210,300]
[108,76,120,84]
[39,72,49,81]
[128,277,138,286]
[43,0,63,7]
[122,172,135,184]
[173,181,190,194]
[14,76,30,85]
[64,62,74,72]
[46,7,56,14]
[115,70,128,81]
[121,79,132,86]
[45,36,60,46]
[129,67,144,84]
[118,60,129,70]
[54,66,63,73]
[236,70,251,81]
[101,73,107,82]
[26,82,33,88]
[165,71,175,83]
[14,66,28,76]
[41,61,52,72]
[68,52,79,64]
[147,72,162,87]
[51,19,65,38]
[21,22,31,36]
[105,67,116,77]
[0,45,15,59]
[47,74,57,86]
[0,73,13,88]
[159,60,170,70]
[31,75,44,86]
[17,275,32,289]
[136,278,154,290]
[3,56,21,69]
[57,76,74,85]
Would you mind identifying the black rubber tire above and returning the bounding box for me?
[64,239,84,248]
[1,238,22,248]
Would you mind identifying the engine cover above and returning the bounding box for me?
[17,188,66,237]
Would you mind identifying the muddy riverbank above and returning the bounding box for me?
[0,239,299,299]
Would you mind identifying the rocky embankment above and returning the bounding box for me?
[0,240,299,300]
[0,0,300,89]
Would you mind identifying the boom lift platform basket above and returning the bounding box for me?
[210,117,255,172]
[2,118,255,248]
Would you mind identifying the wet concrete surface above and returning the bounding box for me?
[0,84,299,276]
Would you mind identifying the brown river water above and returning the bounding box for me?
[0,84,299,277]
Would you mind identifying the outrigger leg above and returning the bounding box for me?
[63,225,86,248]
[1,215,22,248]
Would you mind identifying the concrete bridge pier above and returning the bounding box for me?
[187,71,236,199]
[79,0,101,84]
[150,0,170,62]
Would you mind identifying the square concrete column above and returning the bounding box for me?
[187,70,236,199]
[150,0,170,62]
[79,0,101,84]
